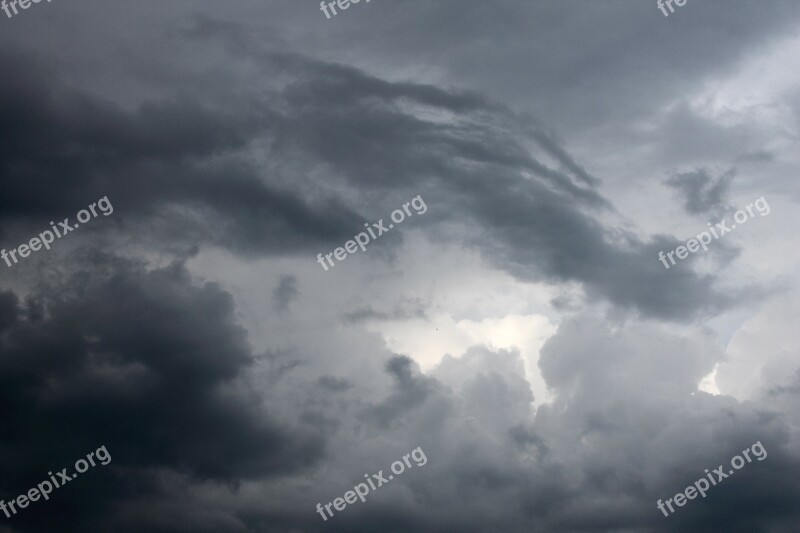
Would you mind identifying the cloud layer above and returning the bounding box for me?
[0,1,798,532]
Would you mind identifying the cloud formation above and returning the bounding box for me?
[0,254,323,531]
[0,1,798,532]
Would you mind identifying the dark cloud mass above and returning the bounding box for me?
[0,1,798,532]
[0,255,323,532]
[0,44,734,319]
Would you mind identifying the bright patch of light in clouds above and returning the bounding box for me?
[371,312,556,404]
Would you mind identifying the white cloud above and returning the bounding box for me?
[716,289,800,401]
[375,312,556,404]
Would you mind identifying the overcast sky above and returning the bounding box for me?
[1,1,799,531]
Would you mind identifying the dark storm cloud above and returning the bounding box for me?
[0,253,323,532]
[527,126,601,187]
[666,168,734,215]
[0,50,361,253]
[0,257,791,532]
[0,2,795,532]
[270,57,609,208]
[0,32,748,320]
[229,55,733,320]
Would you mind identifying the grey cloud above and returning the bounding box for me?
[316,376,351,392]
[737,150,775,164]
[0,35,753,320]
[0,2,797,531]
[0,253,324,532]
[342,298,428,323]
[531,315,800,532]
[263,55,736,320]
[260,0,800,135]
[273,275,299,313]
[245,317,800,532]
[666,167,734,215]
[0,51,362,255]
[361,356,441,429]
[1,265,796,532]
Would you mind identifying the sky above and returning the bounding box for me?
[0,0,799,531]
